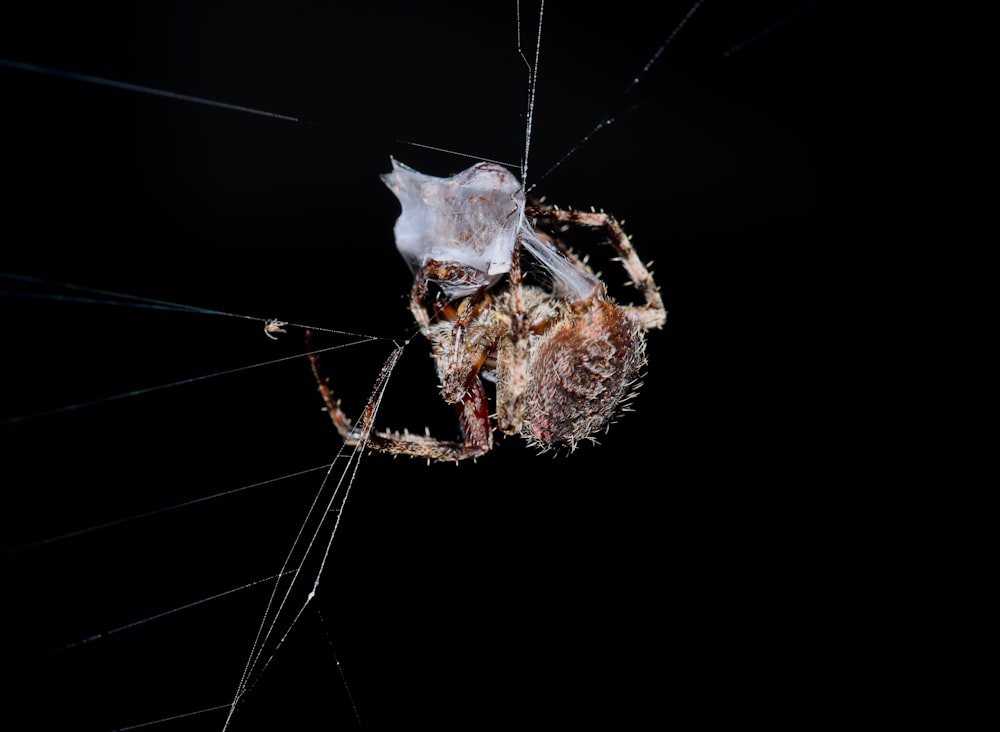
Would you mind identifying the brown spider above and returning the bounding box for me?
[308,160,666,462]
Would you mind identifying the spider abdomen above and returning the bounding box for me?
[522,299,646,449]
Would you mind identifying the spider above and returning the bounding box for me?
[308,160,666,462]
[264,319,288,339]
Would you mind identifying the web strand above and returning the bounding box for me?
[0,58,301,121]
[223,344,405,729]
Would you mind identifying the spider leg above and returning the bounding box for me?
[306,331,493,463]
[496,240,530,436]
[306,329,358,440]
[537,207,666,330]
[409,263,498,405]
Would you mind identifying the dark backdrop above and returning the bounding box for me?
[2,2,862,728]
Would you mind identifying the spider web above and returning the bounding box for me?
[0,2,852,728]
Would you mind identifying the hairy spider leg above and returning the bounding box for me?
[306,270,497,462]
[532,206,667,331]
[496,240,531,436]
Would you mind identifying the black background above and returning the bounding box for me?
[2,2,865,729]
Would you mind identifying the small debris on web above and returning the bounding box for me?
[264,319,288,340]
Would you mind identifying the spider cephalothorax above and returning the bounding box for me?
[309,160,666,461]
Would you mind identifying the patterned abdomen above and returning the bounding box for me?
[522,299,646,449]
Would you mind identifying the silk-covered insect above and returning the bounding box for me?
[308,160,666,461]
